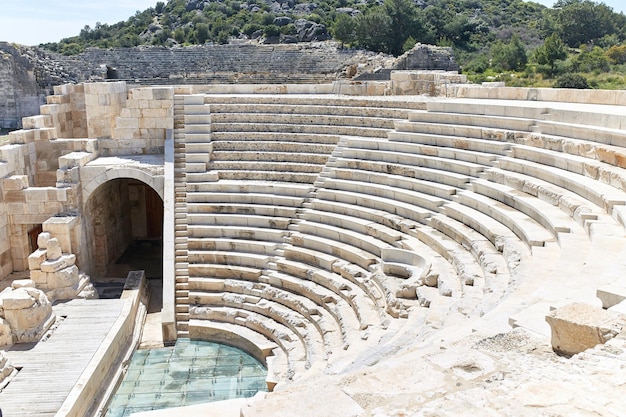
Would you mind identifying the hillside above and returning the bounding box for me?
[40,0,626,88]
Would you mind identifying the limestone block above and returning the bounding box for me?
[27,248,47,270]
[0,319,13,346]
[45,238,62,260]
[545,302,626,356]
[46,265,79,289]
[40,254,75,273]
[11,279,35,289]
[30,269,48,286]
[2,287,54,343]
[2,175,29,191]
[2,289,35,310]
[597,285,626,309]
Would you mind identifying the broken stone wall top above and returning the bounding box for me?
[393,43,459,72]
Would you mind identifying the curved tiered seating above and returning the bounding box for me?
[174,92,626,388]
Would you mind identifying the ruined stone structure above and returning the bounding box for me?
[0,41,457,129]
[0,72,625,416]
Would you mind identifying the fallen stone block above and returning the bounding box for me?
[545,302,626,357]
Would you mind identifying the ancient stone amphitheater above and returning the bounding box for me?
[0,71,625,416]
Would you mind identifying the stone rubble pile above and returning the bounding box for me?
[28,232,98,302]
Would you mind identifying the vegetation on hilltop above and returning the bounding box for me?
[40,0,626,89]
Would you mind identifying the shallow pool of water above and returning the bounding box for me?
[105,339,267,417]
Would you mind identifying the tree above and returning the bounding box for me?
[442,13,485,47]
[490,34,527,71]
[331,13,355,48]
[383,0,422,56]
[554,0,618,47]
[534,33,567,74]
[194,23,210,44]
[354,11,392,53]
[572,45,610,73]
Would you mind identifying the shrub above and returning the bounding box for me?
[606,45,626,65]
[554,73,590,89]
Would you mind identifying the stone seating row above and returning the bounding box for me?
[189,276,344,350]
[187,260,365,353]
[186,260,360,354]
[392,113,626,233]
[190,305,310,377]
[408,107,626,201]
[181,95,427,187]
[201,95,426,112]
[425,100,624,130]
[207,103,410,119]
[182,176,385,360]
[191,292,325,367]
[209,112,397,130]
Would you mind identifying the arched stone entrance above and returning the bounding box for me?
[83,178,164,279]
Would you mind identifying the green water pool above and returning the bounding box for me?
[105,339,267,417]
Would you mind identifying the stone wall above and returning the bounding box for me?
[56,43,381,84]
[393,44,459,72]
[0,43,48,129]
[83,179,132,277]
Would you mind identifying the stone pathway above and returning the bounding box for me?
[0,298,125,417]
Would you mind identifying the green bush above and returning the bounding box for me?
[263,25,281,38]
[554,73,590,89]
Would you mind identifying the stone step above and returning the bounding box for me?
[185,191,305,207]
[287,231,377,270]
[389,128,513,156]
[497,156,626,212]
[339,148,486,177]
[185,180,314,196]
[317,176,445,212]
[315,187,432,224]
[333,157,470,188]
[186,225,287,242]
[187,202,298,218]
[454,190,554,248]
[327,167,457,200]
[210,131,340,145]
[187,212,292,229]
[295,219,390,258]
[407,109,535,132]
[207,102,409,119]
[470,178,581,237]
[210,122,390,138]
[187,250,270,268]
[210,151,329,164]
[209,112,396,129]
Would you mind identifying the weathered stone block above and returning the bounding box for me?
[545,302,626,356]
[45,238,62,260]
[27,248,47,270]
[11,279,35,289]
[2,175,28,191]
[47,265,79,288]
[30,269,48,285]
[40,256,69,273]
[2,289,36,310]
[0,318,13,346]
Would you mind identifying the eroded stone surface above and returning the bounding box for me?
[0,286,55,343]
[546,302,626,356]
